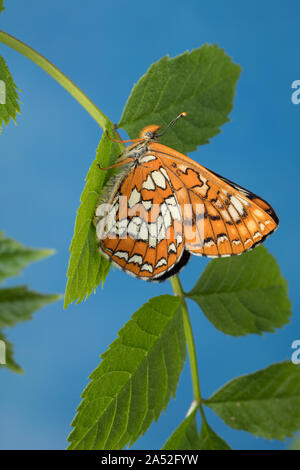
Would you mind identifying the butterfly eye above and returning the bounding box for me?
[141,131,155,139]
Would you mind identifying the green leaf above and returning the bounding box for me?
[186,246,291,336]
[119,45,241,154]
[0,233,60,373]
[289,432,300,450]
[0,1,5,14]
[0,232,54,284]
[162,409,200,450]
[0,331,23,374]
[64,120,123,308]
[205,362,300,440]
[0,56,21,133]
[198,420,231,450]
[0,286,61,329]
[68,295,186,450]
[162,410,231,450]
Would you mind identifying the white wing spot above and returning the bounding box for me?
[157,216,166,242]
[220,209,232,223]
[165,196,181,221]
[151,170,167,189]
[217,235,228,244]
[253,231,262,240]
[230,196,246,216]
[236,195,250,207]
[149,222,158,238]
[139,154,157,164]
[128,188,141,208]
[237,187,250,197]
[155,258,167,269]
[165,196,176,206]
[127,217,142,239]
[160,167,171,182]
[142,200,153,211]
[142,174,155,191]
[259,222,265,231]
[128,254,143,265]
[149,236,157,248]
[176,233,183,246]
[198,176,209,197]
[141,263,153,273]
[101,208,118,235]
[139,222,149,241]
[228,204,241,222]
[161,203,172,228]
[116,219,128,237]
[204,239,215,247]
[114,251,128,261]
[168,242,177,254]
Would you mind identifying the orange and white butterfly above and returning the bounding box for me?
[94,113,279,281]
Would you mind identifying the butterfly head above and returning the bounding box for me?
[139,112,187,142]
[99,113,187,170]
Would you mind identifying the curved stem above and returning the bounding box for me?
[170,275,202,405]
[0,30,108,130]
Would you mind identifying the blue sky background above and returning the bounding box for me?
[0,0,299,450]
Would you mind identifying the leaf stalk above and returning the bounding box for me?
[170,275,202,405]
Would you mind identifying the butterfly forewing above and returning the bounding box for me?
[150,142,278,258]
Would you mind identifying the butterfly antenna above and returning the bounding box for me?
[157,112,187,137]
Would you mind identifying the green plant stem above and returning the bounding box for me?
[170,275,202,405]
[0,30,108,130]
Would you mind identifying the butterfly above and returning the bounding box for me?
[94,113,279,281]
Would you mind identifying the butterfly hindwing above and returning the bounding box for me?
[96,157,188,280]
